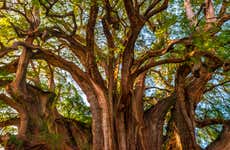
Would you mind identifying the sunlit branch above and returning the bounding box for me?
[133,50,224,77]
[34,48,89,82]
[133,57,187,78]
[133,37,191,70]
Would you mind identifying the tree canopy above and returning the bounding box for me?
[0,0,229,149]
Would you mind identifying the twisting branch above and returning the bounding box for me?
[217,13,230,27]
[144,0,161,17]
[48,28,86,62]
[46,11,77,35]
[133,57,187,78]
[144,0,169,20]
[133,37,191,71]
[0,49,12,58]
[133,50,224,78]
[34,48,89,83]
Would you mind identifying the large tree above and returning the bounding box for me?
[0,0,229,149]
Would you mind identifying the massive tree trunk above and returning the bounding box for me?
[0,0,229,149]
[1,83,91,150]
[0,50,228,150]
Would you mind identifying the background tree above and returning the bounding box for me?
[0,0,229,149]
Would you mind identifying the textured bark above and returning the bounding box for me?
[174,65,200,150]
[143,95,176,150]
[2,83,91,150]
[0,0,229,150]
[165,123,183,150]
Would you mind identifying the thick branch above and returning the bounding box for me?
[217,13,230,27]
[133,37,191,70]
[204,80,230,93]
[0,59,18,73]
[0,49,12,58]
[0,79,11,87]
[133,57,187,77]
[120,30,140,108]
[143,94,176,149]
[0,94,22,112]
[12,37,34,91]
[102,18,115,49]
[48,28,86,63]
[196,119,230,128]
[207,124,230,150]
[218,0,228,17]
[133,72,146,123]
[123,0,136,26]
[0,117,19,128]
[145,0,169,20]
[144,0,161,17]
[34,49,89,83]
[85,3,108,92]
[86,3,98,50]
[133,50,223,77]
[174,64,199,150]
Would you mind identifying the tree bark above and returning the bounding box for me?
[207,124,230,150]
[2,83,91,150]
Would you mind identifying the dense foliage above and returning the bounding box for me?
[0,0,229,149]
